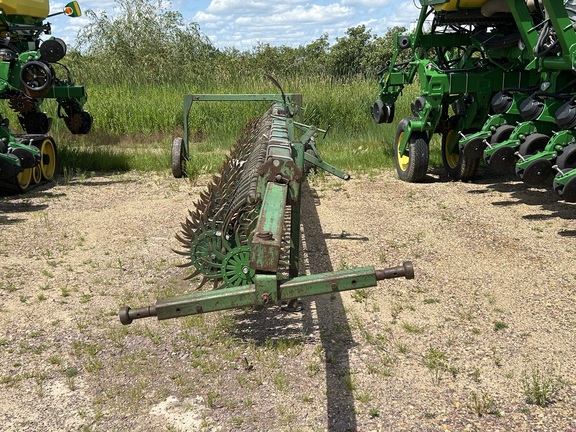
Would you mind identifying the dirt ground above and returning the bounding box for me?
[1,166,575,431]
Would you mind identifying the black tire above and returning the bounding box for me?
[394,117,429,182]
[171,137,187,178]
[441,117,480,181]
[372,100,386,124]
[490,124,515,144]
[517,133,549,158]
[558,176,576,202]
[556,144,576,170]
[484,124,516,168]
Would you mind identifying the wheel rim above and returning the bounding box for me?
[444,130,460,169]
[192,230,222,278]
[17,168,32,189]
[31,164,41,184]
[221,246,255,288]
[39,138,56,180]
[397,131,409,172]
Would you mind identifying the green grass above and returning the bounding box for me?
[19,76,441,176]
[467,391,500,417]
[421,347,449,385]
[521,365,565,406]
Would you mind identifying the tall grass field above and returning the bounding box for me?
[11,75,440,177]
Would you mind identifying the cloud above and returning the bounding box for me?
[195,1,361,48]
[342,0,392,7]
[206,0,274,13]
[45,0,421,51]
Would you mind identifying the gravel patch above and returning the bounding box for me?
[0,168,574,431]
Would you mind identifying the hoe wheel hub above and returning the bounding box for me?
[221,246,255,287]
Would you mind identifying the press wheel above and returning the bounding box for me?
[556,144,576,171]
[521,159,553,186]
[517,133,549,158]
[490,124,515,145]
[484,125,516,171]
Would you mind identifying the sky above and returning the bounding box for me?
[47,0,422,51]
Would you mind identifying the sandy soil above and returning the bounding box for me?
[0,167,575,431]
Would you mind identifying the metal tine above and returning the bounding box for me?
[185,269,202,279]
[179,224,196,238]
[177,230,192,243]
[173,248,192,257]
[176,107,282,287]
[175,233,192,246]
[194,276,210,287]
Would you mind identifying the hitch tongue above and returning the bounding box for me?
[119,306,157,325]
[375,261,414,280]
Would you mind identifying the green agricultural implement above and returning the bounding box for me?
[372,0,576,202]
[119,87,414,325]
[0,0,91,193]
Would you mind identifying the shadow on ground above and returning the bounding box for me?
[230,181,358,432]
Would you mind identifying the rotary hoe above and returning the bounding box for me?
[372,0,576,202]
[0,0,91,193]
[119,89,414,325]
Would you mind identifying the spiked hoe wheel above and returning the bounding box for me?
[119,93,415,325]
[9,94,35,114]
[65,111,93,135]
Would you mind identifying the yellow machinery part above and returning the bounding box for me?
[433,0,491,11]
[0,0,49,18]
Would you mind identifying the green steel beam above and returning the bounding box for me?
[45,84,87,99]
[541,0,576,71]
[249,182,288,273]
[119,263,414,324]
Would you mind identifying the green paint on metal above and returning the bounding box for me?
[250,182,287,273]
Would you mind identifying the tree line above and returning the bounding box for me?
[66,0,407,85]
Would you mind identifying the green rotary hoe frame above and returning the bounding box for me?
[372,0,576,202]
[119,88,414,324]
[0,0,91,193]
